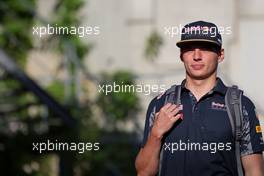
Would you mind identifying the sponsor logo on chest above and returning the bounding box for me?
[211,101,227,111]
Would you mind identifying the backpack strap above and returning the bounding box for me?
[158,85,182,176]
[164,85,182,105]
[225,85,244,176]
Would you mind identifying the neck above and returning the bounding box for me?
[185,74,217,101]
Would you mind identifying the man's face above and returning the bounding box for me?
[180,43,224,80]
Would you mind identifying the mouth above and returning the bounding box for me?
[190,64,205,70]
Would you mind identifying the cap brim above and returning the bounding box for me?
[176,39,221,48]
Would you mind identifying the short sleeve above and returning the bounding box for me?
[141,98,157,147]
[141,94,166,148]
[240,96,264,156]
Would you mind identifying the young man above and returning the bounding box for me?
[135,21,264,176]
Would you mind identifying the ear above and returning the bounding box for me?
[218,48,224,63]
[180,52,183,61]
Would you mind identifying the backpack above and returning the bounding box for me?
[158,85,244,176]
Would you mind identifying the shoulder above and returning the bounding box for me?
[240,94,258,120]
[241,94,255,110]
[227,85,255,109]
[226,85,256,115]
[147,84,179,110]
[147,90,166,111]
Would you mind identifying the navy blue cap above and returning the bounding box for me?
[176,21,222,48]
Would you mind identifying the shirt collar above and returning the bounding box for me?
[212,78,227,95]
[180,77,227,95]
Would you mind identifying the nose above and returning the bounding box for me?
[193,48,202,61]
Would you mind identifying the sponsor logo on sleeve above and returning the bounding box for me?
[256,125,262,133]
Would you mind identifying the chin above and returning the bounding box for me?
[192,75,208,80]
[188,72,211,80]
[187,68,217,80]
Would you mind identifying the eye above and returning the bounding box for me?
[180,44,220,54]
[181,47,195,53]
[201,46,220,53]
[199,46,213,51]
[196,45,220,53]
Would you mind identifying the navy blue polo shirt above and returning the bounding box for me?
[141,78,264,176]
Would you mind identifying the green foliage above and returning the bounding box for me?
[47,0,92,59]
[144,30,163,61]
[0,0,36,65]
[0,0,141,175]
[55,0,83,25]
[97,71,140,122]
[46,81,65,103]
[74,131,138,176]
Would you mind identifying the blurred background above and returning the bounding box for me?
[0,0,263,175]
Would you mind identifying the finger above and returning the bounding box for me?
[170,105,183,116]
[171,113,183,122]
[167,104,177,112]
[162,103,172,110]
